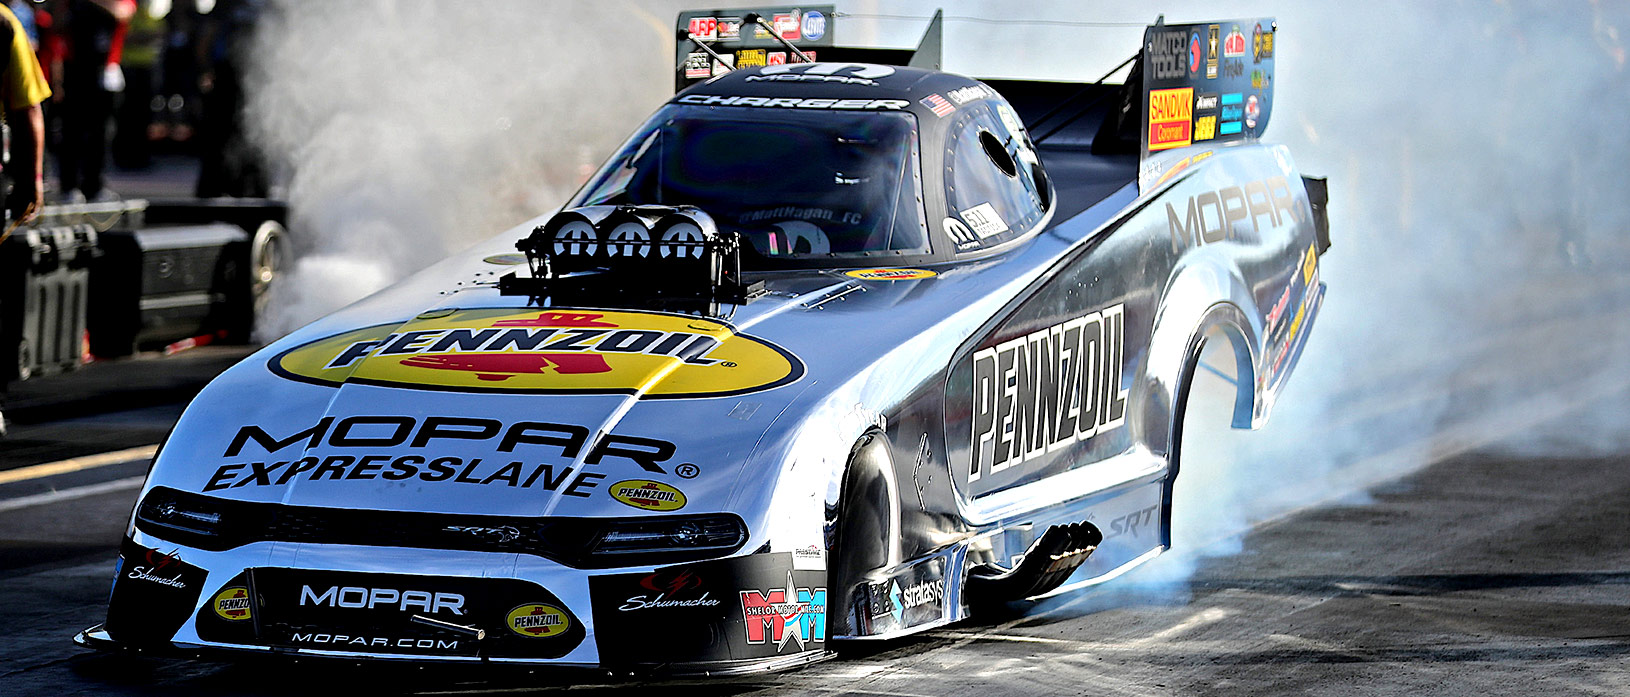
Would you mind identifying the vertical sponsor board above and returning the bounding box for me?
[1140,17,1274,158]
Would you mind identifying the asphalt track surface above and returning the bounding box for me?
[3,265,1628,696]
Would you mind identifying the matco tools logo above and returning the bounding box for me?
[270,308,803,398]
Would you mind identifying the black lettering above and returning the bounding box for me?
[540,328,608,351]
[482,462,523,486]
[1078,316,1101,437]
[598,330,663,353]
[378,330,444,355]
[1034,331,1059,455]
[564,471,606,497]
[410,416,500,448]
[421,457,459,482]
[677,335,719,365]
[347,454,390,480]
[330,416,414,447]
[454,459,485,484]
[586,434,674,474]
[1013,334,1038,463]
[276,457,319,485]
[970,351,996,481]
[485,328,556,351]
[1107,311,1128,423]
[994,344,1016,466]
[499,422,588,455]
[1055,325,1081,442]
[327,339,385,368]
[648,332,692,356]
[224,418,333,457]
[204,464,244,492]
[232,460,286,488]
[383,455,423,481]
[426,329,499,353]
[312,455,354,480]
[523,464,573,490]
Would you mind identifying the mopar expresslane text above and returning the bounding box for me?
[203,415,686,492]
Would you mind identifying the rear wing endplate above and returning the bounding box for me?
[1140,17,1276,159]
[674,6,944,91]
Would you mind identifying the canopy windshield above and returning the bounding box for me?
[572,104,928,265]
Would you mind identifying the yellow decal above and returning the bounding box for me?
[1302,244,1318,284]
[213,586,253,621]
[1147,87,1194,151]
[843,268,937,281]
[734,49,767,69]
[507,604,570,638]
[270,308,803,399]
[1193,115,1217,141]
[609,479,688,511]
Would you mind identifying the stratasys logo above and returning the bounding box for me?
[269,308,804,398]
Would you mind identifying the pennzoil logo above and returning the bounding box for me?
[609,480,688,511]
[843,268,937,281]
[269,308,804,399]
[507,603,570,638]
[214,586,253,621]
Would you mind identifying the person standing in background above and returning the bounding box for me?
[2,1,50,223]
[57,0,133,203]
[0,0,52,437]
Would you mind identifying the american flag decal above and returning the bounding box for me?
[920,94,955,117]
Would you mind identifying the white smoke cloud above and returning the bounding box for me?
[245,0,690,337]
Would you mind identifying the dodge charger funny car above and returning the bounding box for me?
[79,8,1331,675]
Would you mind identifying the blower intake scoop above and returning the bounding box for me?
[498,205,761,315]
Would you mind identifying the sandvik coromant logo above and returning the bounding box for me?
[270,308,804,398]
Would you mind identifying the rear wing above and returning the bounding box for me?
[674,6,943,91]
[1140,17,1276,158]
[670,9,1277,163]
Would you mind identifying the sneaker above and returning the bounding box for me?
[88,189,121,204]
[61,189,86,205]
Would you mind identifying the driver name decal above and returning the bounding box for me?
[969,303,1129,484]
[271,308,803,399]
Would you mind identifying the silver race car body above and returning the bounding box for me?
[82,10,1329,675]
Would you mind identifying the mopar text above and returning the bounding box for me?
[299,585,466,616]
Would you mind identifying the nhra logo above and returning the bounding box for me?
[269,308,803,399]
[507,603,570,638]
[609,480,688,511]
[740,572,827,652]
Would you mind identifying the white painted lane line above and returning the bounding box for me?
[0,476,145,514]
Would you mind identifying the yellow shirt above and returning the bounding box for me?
[0,5,49,111]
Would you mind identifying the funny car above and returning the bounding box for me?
[79,8,1330,675]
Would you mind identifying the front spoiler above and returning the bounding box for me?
[76,623,835,678]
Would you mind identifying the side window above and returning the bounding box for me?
[944,101,1049,251]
